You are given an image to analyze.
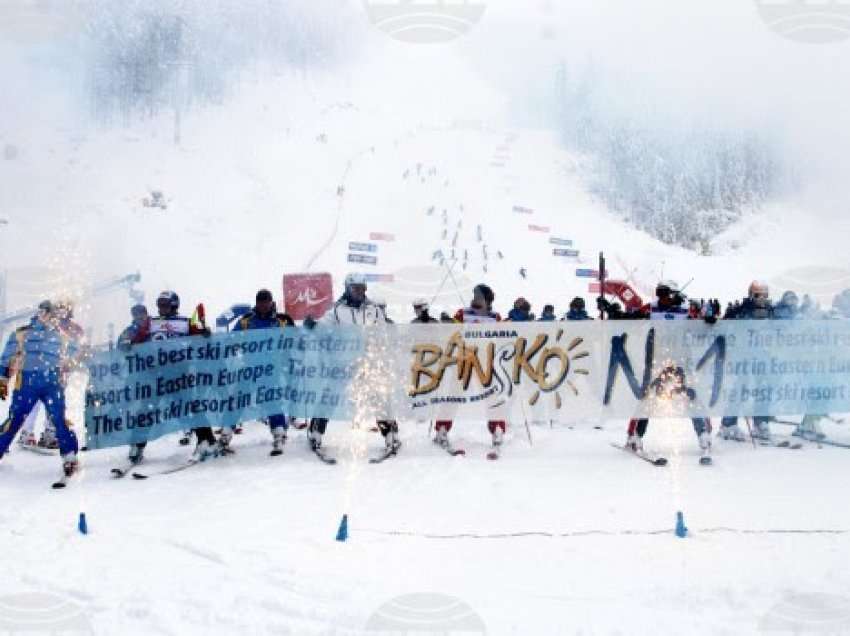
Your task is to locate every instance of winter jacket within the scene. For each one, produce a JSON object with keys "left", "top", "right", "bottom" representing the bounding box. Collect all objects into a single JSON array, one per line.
[
  {"left": 507, "top": 308, "right": 534, "bottom": 322},
  {"left": 1, "top": 317, "right": 79, "bottom": 378},
  {"left": 233, "top": 310, "right": 295, "bottom": 331},
  {"left": 321, "top": 295, "right": 390, "bottom": 326}
]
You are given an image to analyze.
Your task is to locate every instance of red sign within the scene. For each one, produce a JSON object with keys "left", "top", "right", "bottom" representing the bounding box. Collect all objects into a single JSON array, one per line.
[
  {"left": 282, "top": 272, "right": 334, "bottom": 321},
  {"left": 528, "top": 224, "right": 550, "bottom": 233},
  {"left": 370, "top": 232, "right": 395, "bottom": 242}
]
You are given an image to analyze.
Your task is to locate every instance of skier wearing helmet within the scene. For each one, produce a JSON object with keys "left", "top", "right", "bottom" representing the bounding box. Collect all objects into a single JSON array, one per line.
[
  {"left": 126, "top": 290, "right": 217, "bottom": 467},
  {"left": 411, "top": 298, "right": 438, "bottom": 324},
  {"left": 601, "top": 279, "right": 718, "bottom": 464},
  {"left": 433, "top": 283, "right": 507, "bottom": 459},
  {"left": 720, "top": 281, "right": 775, "bottom": 442},
  {"left": 307, "top": 273, "right": 400, "bottom": 461}
]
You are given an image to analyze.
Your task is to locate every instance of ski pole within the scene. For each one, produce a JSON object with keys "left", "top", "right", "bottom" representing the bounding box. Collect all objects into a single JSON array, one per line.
[
  {"left": 518, "top": 399, "right": 533, "bottom": 447},
  {"left": 744, "top": 416, "right": 757, "bottom": 449}
]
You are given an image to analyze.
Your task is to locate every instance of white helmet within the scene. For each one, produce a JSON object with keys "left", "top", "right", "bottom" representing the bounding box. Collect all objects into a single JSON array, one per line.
[
  {"left": 412, "top": 297, "right": 429, "bottom": 311},
  {"left": 344, "top": 272, "right": 367, "bottom": 289}
]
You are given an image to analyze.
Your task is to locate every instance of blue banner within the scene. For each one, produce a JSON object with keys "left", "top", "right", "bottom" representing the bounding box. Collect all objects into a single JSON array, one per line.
[{"left": 84, "top": 327, "right": 365, "bottom": 450}]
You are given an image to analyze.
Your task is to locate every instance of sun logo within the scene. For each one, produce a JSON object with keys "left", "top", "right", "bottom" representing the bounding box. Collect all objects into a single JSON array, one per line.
[
  {"left": 527, "top": 330, "right": 590, "bottom": 410},
  {"left": 363, "top": 0, "right": 487, "bottom": 44},
  {"left": 754, "top": 0, "right": 850, "bottom": 44}
]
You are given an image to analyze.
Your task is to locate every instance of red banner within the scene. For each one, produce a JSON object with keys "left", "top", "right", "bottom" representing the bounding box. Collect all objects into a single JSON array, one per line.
[
  {"left": 282, "top": 273, "right": 334, "bottom": 321},
  {"left": 589, "top": 280, "right": 644, "bottom": 312},
  {"left": 369, "top": 232, "right": 395, "bottom": 242}
]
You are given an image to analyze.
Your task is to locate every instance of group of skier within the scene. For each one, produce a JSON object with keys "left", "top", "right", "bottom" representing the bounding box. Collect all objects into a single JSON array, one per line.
[{"left": 1, "top": 271, "right": 847, "bottom": 480}]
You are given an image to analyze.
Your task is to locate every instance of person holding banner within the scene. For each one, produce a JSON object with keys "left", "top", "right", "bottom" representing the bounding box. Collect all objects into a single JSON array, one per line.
[
  {"left": 719, "top": 281, "right": 775, "bottom": 442},
  {"left": 126, "top": 291, "right": 217, "bottom": 466},
  {"left": 230, "top": 289, "right": 295, "bottom": 457},
  {"left": 0, "top": 301, "right": 81, "bottom": 478},
  {"left": 308, "top": 273, "right": 401, "bottom": 459},
  {"left": 600, "top": 280, "right": 718, "bottom": 463},
  {"left": 116, "top": 304, "right": 150, "bottom": 351},
  {"left": 434, "top": 284, "right": 508, "bottom": 458}
]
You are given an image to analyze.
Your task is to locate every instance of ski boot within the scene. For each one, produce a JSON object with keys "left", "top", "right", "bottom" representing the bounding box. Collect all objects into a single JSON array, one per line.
[
  {"left": 62, "top": 452, "right": 79, "bottom": 477},
  {"left": 216, "top": 428, "right": 235, "bottom": 456},
  {"left": 308, "top": 429, "right": 323, "bottom": 452},
  {"left": 720, "top": 423, "right": 747, "bottom": 442},
  {"left": 486, "top": 424, "right": 505, "bottom": 460},
  {"left": 626, "top": 434, "right": 644, "bottom": 453},
  {"left": 385, "top": 429, "right": 402, "bottom": 455},
  {"left": 794, "top": 415, "right": 826, "bottom": 441},
  {"left": 270, "top": 429, "right": 287, "bottom": 457},
  {"left": 433, "top": 424, "right": 449, "bottom": 449},
  {"left": 699, "top": 432, "right": 712, "bottom": 465},
  {"left": 192, "top": 440, "right": 218, "bottom": 462},
  {"left": 128, "top": 444, "right": 145, "bottom": 466},
  {"left": 752, "top": 419, "right": 772, "bottom": 444}
]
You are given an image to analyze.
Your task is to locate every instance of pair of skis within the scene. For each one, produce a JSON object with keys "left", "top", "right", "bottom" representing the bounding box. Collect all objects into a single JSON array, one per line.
[
  {"left": 610, "top": 442, "right": 669, "bottom": 467},
  {"left": 111, "top": 453, "right": 223, "bottom": 480}
]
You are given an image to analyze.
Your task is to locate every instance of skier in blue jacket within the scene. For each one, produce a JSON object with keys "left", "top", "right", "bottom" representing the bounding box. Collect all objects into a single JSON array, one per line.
[
  {"left": 231, "top": 289, "right": 295, "bottom": 456},
  {"left": 0, "top": 301, "right": 81, "bottom": 477}
]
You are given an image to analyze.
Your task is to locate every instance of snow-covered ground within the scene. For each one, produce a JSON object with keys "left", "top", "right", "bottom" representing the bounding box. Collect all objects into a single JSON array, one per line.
[
  {"left": 3, "top": 418, "right": 850, "bottom": 634},
  {"left": 3, "top": 13, "right": 850, "bottom": 635}
]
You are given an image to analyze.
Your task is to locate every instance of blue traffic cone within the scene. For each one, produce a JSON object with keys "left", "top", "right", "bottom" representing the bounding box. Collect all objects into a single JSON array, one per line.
[
  {"left": 78, "top": 512, "right": 88, "bottom": 535},
  {"left": 675, "top": 511, "right": 687, "bottom": 538},
  {"left": 335, "top": 514, "right": 348, "bottom": 542}
]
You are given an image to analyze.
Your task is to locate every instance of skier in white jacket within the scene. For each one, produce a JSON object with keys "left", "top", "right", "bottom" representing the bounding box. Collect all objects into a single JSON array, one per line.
[{"left": 309, "top": 273, "right": 401, "bottom": 457}]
